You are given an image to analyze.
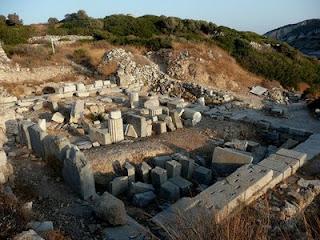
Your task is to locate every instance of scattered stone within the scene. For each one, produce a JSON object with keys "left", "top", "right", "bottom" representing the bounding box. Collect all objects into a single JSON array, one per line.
[
  {"left": 89, "top": 128, "right": 112, "bottom": 145},
  {"left": 132, "top": 191, "right": 156, "bottom": 207},
  {"left": 27, "top": 221, "right": 54, "bottom": 233},
  {"left": 38, "top": 119, "right": 46, "bottom": 132},
  {"left": 13, "top": 230, "right": 44, "bottom": 240},
  {"left": 93, "top": 191, "right": 127, "bottom": 226},
  {"left": 169, "top": 176, "right": 193, "bottom": 196},
  {"left": 160, "top": 181, "right": 180, "bottom": 201},
  {"left": 129, "top": 182, "right": 155, "bottom": 195},
  {"left": 151, "top": 167, "right": 167, "bottom": 188},
  {"left": 137, "top": 162, "right": 152, "bottom": 183},
  {"left": 124, "top": 124, "right": 138, "bottom": 138},
  {"left": 166, "top": 160, "right": 182, "bottom": 178},
  {"left": 124, "top": 162, "right": 135, "bottom": 183},
  {"left": 62, "top": 146, "right": 96, "bottom": 200},
  {"left": 51, "top": 112, "right": 65, "bottom": 123},
  {"left": 192, "top": 166, "right": 212, "bottom": 185},
  {"left": 109, "top": 176, "right": 129, "bottom": 196}
]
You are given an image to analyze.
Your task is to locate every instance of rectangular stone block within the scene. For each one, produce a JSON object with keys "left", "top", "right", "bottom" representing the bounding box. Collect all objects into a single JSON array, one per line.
[
  {"left": 153, "top": 155, "right": 172, "bottom": 169},
  {"left": 172, "top": 153, "right": 194, "bottom": 179},
  {"left": 166, "top": 160, "right": 182, "bottom": 178},
  {"left": 151, "top": 167, "right": 167, "bottom": 188},
  {"left": 124, "top": 162, "right": 135, "bottom": 183},
  {"left": 28, "top": 124, "right": 48, "bottom": 158},
  {"left": 124, "top": 114, "right": 148, "bottom": 138},
  {"left": 63, "top": 146, "right": 96, "bottom": 200},
  {"left": 109, "top": 176, "right": 129, "bottom": 196},
  {"left": 70, "top": 100, "right": 84, "bottom": 123},
  {"left": 170, "top": 111, "right": 183, "bottom": 129},
  {"left": 276, "top": 148, "right": 307, "bottom": 167},
  {"left": 225, "top": 164, "right": 273, "bottom": 201},
  {"left": 153, "top": 121, "right": 167, "bottom": 135},
  {"left": 133, "top": 191, "right": 156, "bottom": 207},
  {"left": 169, "top": 176, "right": 192, "bottom": 196},
  {"left": 212, "top": 147, "right": 253, "bottom": 165},
  {"left": 89, "top": 128, "right": 112, "bottom": 145},
  {"left": 160, "top": 181, "right": 180, "bottom": 201},
  {"left": 19, "top": 120, "right": 34, "bottom": 149},
  {"left": 129, "top": 182, "right": 155, "bottom": 195},
  {"left": 192, "top": 166, "right": 212, "bottom": 185},
  {"left": 137, "top": 162, "right": 152, "bottom": 183},
  {"left": 257, "top": 155, "right": 292, "bottom": 181}
]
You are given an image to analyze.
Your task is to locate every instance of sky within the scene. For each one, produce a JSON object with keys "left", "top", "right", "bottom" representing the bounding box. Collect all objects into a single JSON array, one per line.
[{"left": 1, "top": 0, "right": 319, "bottom": 34}]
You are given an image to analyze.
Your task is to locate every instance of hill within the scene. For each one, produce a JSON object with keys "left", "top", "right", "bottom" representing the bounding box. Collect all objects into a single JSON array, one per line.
[
  {"left": 265, "top": 19, "right": 320, "bottom": 58},
  {"left": 1, "top": 12, "right": 320, "bottom": 93}
]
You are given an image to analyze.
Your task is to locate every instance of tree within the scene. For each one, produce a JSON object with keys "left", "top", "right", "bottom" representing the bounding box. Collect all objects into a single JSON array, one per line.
[
  {"left": 77, "top": 10, "right": 89, "bottom": 20},
  {"left": 48, "top": 17, "right": 59, "bottom": 25},
  {"left": 6, "top": 13, "right": 23, "bottom": 26}
]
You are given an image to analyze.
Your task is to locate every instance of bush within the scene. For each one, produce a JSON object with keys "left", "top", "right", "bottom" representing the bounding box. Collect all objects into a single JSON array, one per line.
[{"left": 0, "top": 25, "right": 33, "bottom": 45}]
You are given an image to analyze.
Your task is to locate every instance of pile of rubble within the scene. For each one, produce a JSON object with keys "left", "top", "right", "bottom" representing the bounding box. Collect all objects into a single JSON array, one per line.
[{"left": 102, "top": 48, "right": 234, "bottom": 105}]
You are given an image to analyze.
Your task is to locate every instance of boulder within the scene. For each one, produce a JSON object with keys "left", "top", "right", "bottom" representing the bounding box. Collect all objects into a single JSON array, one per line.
[
  {"left": 62, "top": 146, "right": 96, "bottom": 200},
  {"left": 93, "top": 191, "right": 127, "bottom": 226}
]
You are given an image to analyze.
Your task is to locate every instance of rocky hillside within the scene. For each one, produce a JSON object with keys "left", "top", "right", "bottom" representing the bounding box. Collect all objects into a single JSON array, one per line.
[{"left": 265, "top": 19, "right": 320, "bottom": 58}]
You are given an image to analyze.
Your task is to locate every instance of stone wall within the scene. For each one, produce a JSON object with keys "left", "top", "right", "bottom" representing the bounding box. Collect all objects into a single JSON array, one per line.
[{"left": 151, "top": 133, "right": 320, "bottom": 229}]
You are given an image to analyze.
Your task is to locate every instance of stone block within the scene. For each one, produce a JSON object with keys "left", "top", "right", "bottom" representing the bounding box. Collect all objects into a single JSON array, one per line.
[
  {"left": 62, "top": 146, "right": 96, "bottom": 200},
  {"left": 151, "top": 167, "right": 167, "bottom": 188},
  {"left": 93, "top": 191, "right": 127, "bottom": 226},
  {"left": 109, "top": 176, "right": 129, "bottom": 196},
  {"left": 144, "top": 97, "right": 160, "bottom": 109},
  {"left": 89, "top": 128, "right": 112, "bottom": 145},
  {"left": 276, "top": 148, "right": 307, "bottom": 167},
  {"left": 212, "top": 147, "right": 253, "bottom": 165},
  {"left": 192, "top": 166, "right": 212, "bottom": 185},
  {"left": 94, "top": 80, "right": 104, "bottom": 89},
  {"left": 137, "top": 162, "right": 152, "bottom": 183},
  {"left": 28, "top": 124, "right": 48, "bottom": 158},
  {"left": 166, "top": 160, "right": 182, "bottom": 178},
  {"left": 124, "top": 124, "right": 138, "bottom": 138},
  {"left": 129, "top": 91, "right": 139, "bottom": 108},
  {"left": 63, "top": 84, "right": 76, "bottom": 93},
  {"left": 132, "top": 191, "right": 156, "bottom": 207},
  {"left": 38, "top": 119, "right": 46, "bottom": 132},
  {"left": 169, "top": 176, "right": 192, "bottom": 196},
  {"left": 130, "top": 182, "right": 155, "bottom": 195},
  {"left": 124, "top": 162, "right": 135, "bottom": 183},
  {"left": 51, "top": 112, "right": 65, "bottom": 123},
  {"left": 225, "top": 164, "right": 273, "bottom": 202},
  {"left": 170, "top": 111, "right": 183, "bottom": 129},
  {"left": 76, "top": 83, "right": 86, "bottom": 92},
  {"left": 172, "top": 153, "right": 194, "bottom": 179},
  {"left": 153, "top": 155, "right": 172, "bottom": 168},
  {"left": 18, "top": 120, "right": 34, "bottom": 149},
  {"left": 43, "top": 136, "right": 71, "bottom": 167},
  {"left": 160, "top": 181, "right": 180, "bottom": 201},
  {"left": 153, "top": 121, "right": 167, "bottom": 135},
  {"left": 124, "top": 114, "right": 148, "bottom": 138},
  {"left": 70, "top": 100, "right": 84, "bottom": 123}
]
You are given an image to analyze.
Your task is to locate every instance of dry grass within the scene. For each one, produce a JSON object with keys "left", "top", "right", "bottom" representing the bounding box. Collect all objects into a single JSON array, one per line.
[
  {"left": 171, "top": 41, "right": 279, "bottom": 93},
  {"left": 164, "top": 206, "right": 269, "bottom": 240},
  {"left": 0, "top": 189, "right": 30, "bottom": 239}
]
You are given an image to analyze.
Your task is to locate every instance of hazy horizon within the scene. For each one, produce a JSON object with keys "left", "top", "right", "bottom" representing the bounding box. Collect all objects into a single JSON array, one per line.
[{"left": 1, "top": 0, "right": 320, "bottom": 34}]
